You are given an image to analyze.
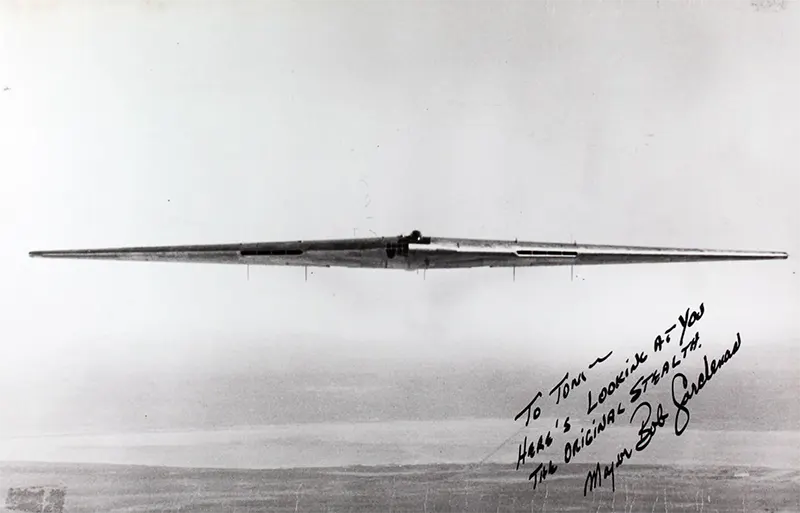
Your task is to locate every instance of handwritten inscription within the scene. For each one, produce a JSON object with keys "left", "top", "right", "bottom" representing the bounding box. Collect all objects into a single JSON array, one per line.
[
  {"left": 653, "top": 303, "right": 705, "bottom": 353},
  {"left": 586, "top": 351, "right": 646, "bottom": 415},
  {"left": 630, "top": 331, "right": 702, "bottom": 403},
  {"left": 672, "top": 333, "right": 742, "bottom": 436},
  {"left": 514, "top": 344, "right": 619, "bottom": 487},
  {"left": 511, "top": 303, "right": 745, "bottom": 496},
  {"left": 549, "top": 371, "right": 587, "bottom": 405},
  {"left": 565, "top": 402, "right": 625, "bottom": 464}
]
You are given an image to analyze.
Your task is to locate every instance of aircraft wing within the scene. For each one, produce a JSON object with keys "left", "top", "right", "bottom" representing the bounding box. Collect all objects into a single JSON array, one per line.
[
  {"left": 28, "top": 231, "right": 788, "bottom": 271},
  {"left": 28, "top": 237, "right": 391, "bottom": 269}
]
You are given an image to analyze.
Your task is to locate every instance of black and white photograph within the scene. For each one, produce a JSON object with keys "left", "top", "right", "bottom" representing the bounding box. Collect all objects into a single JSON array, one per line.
[{"left": 1, "top": 0, "right": 798, "bottom": 511}]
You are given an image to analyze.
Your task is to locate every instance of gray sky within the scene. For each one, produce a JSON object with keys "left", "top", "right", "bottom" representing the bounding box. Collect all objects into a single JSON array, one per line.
[{"left": 0, "top": 1, "right": 798, "bottom": 435}]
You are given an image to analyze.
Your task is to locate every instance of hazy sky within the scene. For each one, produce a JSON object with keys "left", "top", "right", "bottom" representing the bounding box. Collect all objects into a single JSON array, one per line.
[{"left": 0, "top": 1, "right": 798, "bottom": 435}]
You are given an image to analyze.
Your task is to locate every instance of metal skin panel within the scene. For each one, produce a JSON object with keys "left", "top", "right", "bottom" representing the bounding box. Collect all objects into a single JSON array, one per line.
[{"left": 28, "top": 230, "right": 788, "bottom": 271}]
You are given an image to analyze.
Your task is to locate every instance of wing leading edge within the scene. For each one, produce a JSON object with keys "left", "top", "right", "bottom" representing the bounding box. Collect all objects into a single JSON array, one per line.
[{"left": 28, "top": 230, "right": 788, "bottom": 271}]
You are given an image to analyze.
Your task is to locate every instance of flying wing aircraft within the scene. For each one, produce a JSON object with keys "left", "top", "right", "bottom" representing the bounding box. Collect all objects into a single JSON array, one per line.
[{"left": 28, "top": 230, "right": 788, "bottom": 271}]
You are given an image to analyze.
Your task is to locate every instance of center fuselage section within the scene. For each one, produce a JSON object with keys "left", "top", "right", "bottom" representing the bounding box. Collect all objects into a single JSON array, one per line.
[{"left": 239, "top": 231, "right": 579, "bottom": 270}]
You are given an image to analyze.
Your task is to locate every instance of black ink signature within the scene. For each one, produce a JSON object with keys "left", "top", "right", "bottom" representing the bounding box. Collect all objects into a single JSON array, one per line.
[
  {"left": 512, "top": 302, "right": 740, "bottom": 500},
  {"left": 583, "top": 399, "right": 668, "bottom": 496},
  {"left": 585, "top": 333, "right": 743, "bottom": 496},
  {"left": 672, "top": 333, "right": 742, "bottom": 436},
  {"left": 630, "top": 400, "right": 669, "bottom": 452},
  {"left": 583, "top": 447, "right": 632, "bottom": 496}
]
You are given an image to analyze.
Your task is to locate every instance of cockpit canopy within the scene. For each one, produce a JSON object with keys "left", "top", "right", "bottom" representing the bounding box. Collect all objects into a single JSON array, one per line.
[
  {"left": 385, "top": 230, "right": 430, "bottom": 259},
  {"left": 406, "top": 230, "right": 430, "bottom": 244}
]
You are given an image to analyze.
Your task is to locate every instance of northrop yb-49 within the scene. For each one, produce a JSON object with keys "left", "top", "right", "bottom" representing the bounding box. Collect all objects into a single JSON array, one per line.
[{"left": 28, "top": 230, "right": 788, "bottom": 272}]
